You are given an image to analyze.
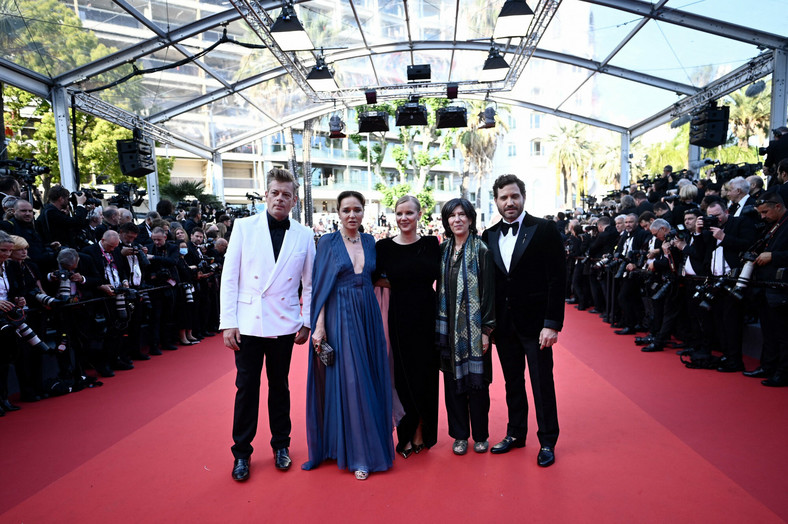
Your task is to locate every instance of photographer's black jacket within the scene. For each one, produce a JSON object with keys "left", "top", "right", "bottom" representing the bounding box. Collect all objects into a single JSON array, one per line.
[
  {"left": 37, "top": 203, "right": 90, "bottom": 248},
  {"left": 693, "top": 216, "right": 758, "bottom": 272},
  {"left": 589, "top": 224, "right": 619, "bottom": 258}
]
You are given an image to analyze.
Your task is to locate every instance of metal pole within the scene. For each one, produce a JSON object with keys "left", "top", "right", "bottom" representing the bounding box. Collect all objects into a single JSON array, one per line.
[{"left": 51, "top": 87, "right": 77, "bottom": 192}]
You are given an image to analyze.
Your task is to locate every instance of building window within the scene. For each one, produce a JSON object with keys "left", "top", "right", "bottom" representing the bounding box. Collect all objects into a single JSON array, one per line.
[
  {"left": 507, "top": 143, "right": 517, "bottom": 157},
  {"left": 530, "top": 140, "right": 542, "bottom": 157},
  {"left": 530, "top": 113, "right": 541, "bottom": 129}
]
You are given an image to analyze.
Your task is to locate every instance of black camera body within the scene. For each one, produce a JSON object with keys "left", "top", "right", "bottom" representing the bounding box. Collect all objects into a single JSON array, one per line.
[
  {"left": 666, "top": 224, "right": 690, "bottom": 242},
  {"left": 701, "top": 215, "right": 720, "bottom": 230}
]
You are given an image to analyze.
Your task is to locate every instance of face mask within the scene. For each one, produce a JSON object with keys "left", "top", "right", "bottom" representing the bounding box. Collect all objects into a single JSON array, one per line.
[{"left": 179, "top": 248, "right": 188, "bottom": 255}]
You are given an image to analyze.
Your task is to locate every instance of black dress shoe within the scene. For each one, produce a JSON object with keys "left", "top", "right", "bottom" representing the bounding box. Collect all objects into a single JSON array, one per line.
[
  {"left": 148, "top": 346, "right": 163, "bottom": 356},
  {"left": 641, "top": 343, "right": 664, "bottom": 353},
  {"left": 110, "top": 359, "right": 134, "bottom": 371},
  {"left": 204, "top": 331, "right": 217, "bottom": 337},
  {"left": 717, "top": 358, "right": 744, "bottom": 373},
  {"left": 232, "top": 458, "right": 250, "bottom": 481},
  {"left": 397, "top": 443, "right": 413, "bottom": 459},
  {"left": 490, "top": 435, "right": 525, "bottom": 454},
  {"left": 565, "top": 298, "right": 577, "bottom": 304},
  {"left": 588, "top": 308, "right": 600, "bottom": 314},
  {"left": 761, "top": 374, "right": 788, "bottom": 387},
  {"left": 20, "top": 394, "right": 41, "bottom": 403},
  {"left": 634, "top": 336, "right": 655, "bottom": 346},
  {"left": 537, "top": 446, "right": 555, "bottom": 467},
  {"left": 274, "top": 448, "right": 292, "bottom": 470},
  {"left": 743, "top": 367, "right": 769, "bottom": 378},
  {"left": 676, "top": 347, "right": 694, "bottom": 356},
  {"left": 162, "top": 344, "right": 178, "bottom": 351},
  {"left": 614, "top": 327, "right": 636, "bottom": 335},
  {"left": 97, "top": 365, "right": 115, "bottom": 378},
  {"left": 0, "top": 399, "right": 21, "bottom": 412},
  {"left": 130, "top": 352, "right": 151, "bottom": 361}
]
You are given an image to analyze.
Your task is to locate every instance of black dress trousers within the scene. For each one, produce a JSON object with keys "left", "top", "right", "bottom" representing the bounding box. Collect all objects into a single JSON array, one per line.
[{"left": 231, "top": 333, "right": 296, "bottom": 459}]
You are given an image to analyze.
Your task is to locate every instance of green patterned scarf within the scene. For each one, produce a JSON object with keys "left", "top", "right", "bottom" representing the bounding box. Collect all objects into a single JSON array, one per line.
[{"left": 436, "top": 235, "right": 484, "bottom": 392}]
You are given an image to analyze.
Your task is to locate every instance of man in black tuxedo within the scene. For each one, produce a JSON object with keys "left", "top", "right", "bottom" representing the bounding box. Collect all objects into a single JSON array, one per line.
[
  {"left": 482, "top": 175, "right": 565, "bottom": 467},
  {"left": 692, "top": 199, "right": 757, "bottom": 371}
]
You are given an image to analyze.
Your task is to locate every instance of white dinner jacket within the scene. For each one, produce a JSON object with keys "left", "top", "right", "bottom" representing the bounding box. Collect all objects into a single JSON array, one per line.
[{"left": 219, "top": 211, "right": 315, "bottom": 337}]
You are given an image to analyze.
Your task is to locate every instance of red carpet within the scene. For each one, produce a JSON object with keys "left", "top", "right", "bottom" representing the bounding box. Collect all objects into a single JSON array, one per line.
[{"left": 1, "top": 309, "right": 787, "bottom": 523}]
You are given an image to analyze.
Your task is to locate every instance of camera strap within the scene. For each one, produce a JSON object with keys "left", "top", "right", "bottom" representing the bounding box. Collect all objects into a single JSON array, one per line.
[{"left": 762, "top": 213, "right": 788, "bottom": 251}]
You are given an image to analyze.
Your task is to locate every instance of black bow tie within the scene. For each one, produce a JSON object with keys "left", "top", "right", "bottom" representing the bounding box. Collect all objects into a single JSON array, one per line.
[
  {"left": 501, "top": 221, "right": 519, "bottom": 236},
  {"left": 728, "top": 202, "right": 739, "bottom": 214},
  {"left": 269, "top": 218, "right": 290, "bottom": 231}
]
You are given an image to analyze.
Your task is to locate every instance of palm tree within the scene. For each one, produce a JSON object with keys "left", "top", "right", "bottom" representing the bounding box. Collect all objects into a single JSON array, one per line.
[
  {"left": 727, "top": 83, "right": 770, "bottom": 149},
  {"left": 547, "top": 123, "right": 592, "bottom": 208}
]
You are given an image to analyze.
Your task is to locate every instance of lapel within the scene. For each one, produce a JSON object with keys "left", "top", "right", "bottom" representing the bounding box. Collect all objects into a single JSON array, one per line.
[
  {"left": 509, "top": 214, "right": 537, "bottom": 272},
  {"left": 260, "top": 215, "right": 297, "bottom": 293},
  {"left": 488, "top": 224, "right": 507, "bottom": 274},
  {"left": 252, "top": 213, "right": 275, "bottom": 291}
]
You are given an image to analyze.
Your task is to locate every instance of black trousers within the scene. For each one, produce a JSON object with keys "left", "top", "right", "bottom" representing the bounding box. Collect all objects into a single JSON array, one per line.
[
  {"left": 712, "top": 293, "right": 745, "bottom": 363},
  {"left": 758, "top": 301, "right": 788, "bottom": 375},
  {"left": 231, "top": 333, "right": 295, "bottom": 459},
  {"left": 496, "top": 330, "right": 559, "bottom": 448},
  {"left": 149, "top": 287, "right": 175, "bottom": 348},
  {"left": 442, "top": 373, "right": 489, "bottom": 442}
]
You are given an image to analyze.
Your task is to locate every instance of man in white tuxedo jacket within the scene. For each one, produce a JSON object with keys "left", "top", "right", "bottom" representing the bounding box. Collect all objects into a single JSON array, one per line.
[{"left": 220, "top": 168, "right": 315, "bottom": 481}]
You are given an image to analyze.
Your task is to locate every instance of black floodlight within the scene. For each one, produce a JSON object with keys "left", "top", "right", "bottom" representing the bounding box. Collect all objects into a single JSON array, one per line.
[
  {"left": 436, "top": 106, "right": 467, "bottom": 129},
  {"left": 480, "top": 47, "right": 510, "bottom": 82},
  {"left": 447, "top": 83, "right": 459, "bottom": 99},
  {"left": 270, "top": 3, "right": 314, "bottom": 51},
  {"left": 479, "top": 106, "right": 496, "bottom": 129},
  {"left": 494, "top": 0, "right": 535, "bottom": 39},
  {"left": 358, "top": 111, "right": 389, "bottom": 133},
  {"left": 306, "top": 56, "right": 338, "bottom": 91},
  {"left": 328, "top": 115, "right": 346, "bottom": 139},
  {"left": 365, "top": 89, "right": 377, "bottom": 104},
  {"left": 407, "top": 64, "right": 431, "bottom": 82},
  {"left": 395, "top": 99, "right": 429, "bottom": 127}
]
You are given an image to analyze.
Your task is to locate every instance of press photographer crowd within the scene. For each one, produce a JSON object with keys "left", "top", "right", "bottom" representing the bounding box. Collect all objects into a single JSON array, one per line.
[
  {"left": 0, "top": 174, "right": 234, "bottom": 417},
  {"left": 561, "top": 155, "right": 788, "bottom": 388}
]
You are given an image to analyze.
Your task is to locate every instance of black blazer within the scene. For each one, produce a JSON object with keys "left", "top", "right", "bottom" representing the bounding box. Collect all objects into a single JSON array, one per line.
[
  {"left": 482, "top": 213, "right": 566, "bottom": 338},
  {"left": 82, "top": 243, "right": 129, "bottom": 285},
  {"left": 694, "top": 215, "right": 758, "bottom": 271}
]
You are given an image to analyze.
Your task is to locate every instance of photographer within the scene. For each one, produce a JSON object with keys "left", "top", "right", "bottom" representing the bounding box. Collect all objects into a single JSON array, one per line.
[
  {"left": 45, "top": 248, "right": 103, "bottom": 387},
  {"left": 639, "top": 219, "right": 684, "bottom": 352},
  {"left": 82, "top": 230, "right": 132, "bottom": 375},
  {"left": 137, "top": 211, "right": 160, "bottom": 247},
  {"left": 588, "top": 216, "right": 620, "bottom": 316},
  {"left": 614, "top": 214, "right": 651, "bottom": 335},
  {"left": 0, "top": 231, "right": 26, "bottom": 415},
  {"left": 691, "top": 199, "right": 758, "bottom": 371},
  {"left": 184, "top": 228, "right": 219, "bottom": 339},
  {"left": 183, "top": 207, "right": 202, "bottom": 235},
  {"left": 114, "top": 222, "right": 152, "bottom": 361},
  {"left": 37, "top": 185, "right": 93, "bottom": 248},
  {"left": 673, "top": 209, "right": 709, "bottom": 357},
  {"left": 145, "top": 227, "right": 180, "bottom": 354},
  {"left": 746, "top": 194, "right": 788, "bottom": 386}
]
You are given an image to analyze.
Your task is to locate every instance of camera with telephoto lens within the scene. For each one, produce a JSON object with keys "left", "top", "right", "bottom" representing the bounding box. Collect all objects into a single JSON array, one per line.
[
  {"left": 112, "top": 287, "right": 138, "bottom": 320},
  {"left": 0, "top": 307, "right": 50, "bottom": 352},
  {"left": 701, "top": 215, "right": 720, "bottom": 230},
  {"left": 50, "top": 269, "right": 74, "bottom": 300},
  {"left": 180, "top": 282, "right": 195, "bottom": 303},
  {"left": 650, "top": 277, "right": 672, "bottom": 301},
  {"left": 692, "top": 279, "right": 726, "bottom": 311},
  {"left": 198, "top": 259, "right": 221, "bottom": 273},
  {"left": 70, "top": 188, "right": 104, "bottom": 208},
  {"left": 727, "top": 252, "right": 758, "bottom": 300},
  {"left": 0, "top": 158, "right": 50, "bottom": 185}
]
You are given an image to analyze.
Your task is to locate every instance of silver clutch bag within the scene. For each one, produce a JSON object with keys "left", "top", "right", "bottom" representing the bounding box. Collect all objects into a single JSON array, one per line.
[{"left": 318, "top": 341, "right": 335, "bottom": 366}]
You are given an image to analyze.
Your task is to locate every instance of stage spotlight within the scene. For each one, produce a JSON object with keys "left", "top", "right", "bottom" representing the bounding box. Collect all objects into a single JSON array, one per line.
[
  {"left": 436, "top": 106, "right": 467, "bottom": 129},
  {"left": 407, "top": 64, "right": 431, "bottom": 82},
  {"left": 479, "top": 106, "right": 496, "bottom": 129},
  {"left": 494, "top": 0, "right": 534, "bottom": 39},
  {"left": 480, "top": 47, "right": 509, "bottom": 82},
  {"left": 306, "top": 56, "right": 338, "bottom": 91},
  {"left": 270, "top": 2, "right": 314, "bottom": 51},
  {"left": 365, "top": 89, "right": 377, "bottom": 104},
  {"left": 447, "top": 83, "right": 459, "bottom": 99},
  {"left": 745, "top": 80, "right": 766, "bottom": 97},
  {"left": 395, "top": 98, "right": 429, "bottom": 127},
  {"left": 358, "top": 111, "right": 389, "bottom": 133},
  {"left": 329, "top": 115, "right": 346, "bottom": 139}
]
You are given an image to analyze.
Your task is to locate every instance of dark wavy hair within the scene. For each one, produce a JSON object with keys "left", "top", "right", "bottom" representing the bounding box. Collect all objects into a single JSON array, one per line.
[
  {"left": 492, "top": 174, "right": 526, "bottom": 199},
  {"left": 441, "top": 198, "right": 477, "bottom": 237},
  {"left": 337, "top": 190, "right": 366, "bottom": 208}
]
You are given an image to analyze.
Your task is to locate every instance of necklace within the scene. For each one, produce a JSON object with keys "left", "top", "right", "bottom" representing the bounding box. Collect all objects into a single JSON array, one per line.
[
  {"left": 344, "top": 234, "right": 361, "bottom": 244},
  {"left": 453, "top": 243, "right": 464, "bottom": 261}
]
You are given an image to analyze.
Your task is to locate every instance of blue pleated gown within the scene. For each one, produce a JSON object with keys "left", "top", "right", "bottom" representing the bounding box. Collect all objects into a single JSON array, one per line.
[{"left": 302, "top": 232, "right": 395, "bottom": 473}]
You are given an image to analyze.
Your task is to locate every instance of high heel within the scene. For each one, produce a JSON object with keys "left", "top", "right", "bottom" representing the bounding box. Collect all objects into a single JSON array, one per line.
[
  {"left": 412, "top": 443, "right": 425, "bottom": 454},
  {"left": 354, "top": 469, "right": 369, "bottom": 480},
  {"left": 179, "top": 339, "right": 195, "bottom": 346}
]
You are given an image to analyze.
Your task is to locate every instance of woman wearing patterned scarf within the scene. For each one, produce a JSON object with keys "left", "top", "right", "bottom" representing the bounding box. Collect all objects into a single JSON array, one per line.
[{"left": 436, "top": 198, "right": 495, "bottom": 456}]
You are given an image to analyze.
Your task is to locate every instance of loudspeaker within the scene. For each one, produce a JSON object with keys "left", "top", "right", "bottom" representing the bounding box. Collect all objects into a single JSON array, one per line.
[
  {"left": 117, "top": 139, "right": 155, "bottom": 177},
  {"left": 689, "top": 105, "right": 730, "bottom": 148}
]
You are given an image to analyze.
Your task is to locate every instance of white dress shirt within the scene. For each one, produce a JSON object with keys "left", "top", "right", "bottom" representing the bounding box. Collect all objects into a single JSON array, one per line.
[{"left": 498, "top": 211, "right": 526, "bottom": 272}]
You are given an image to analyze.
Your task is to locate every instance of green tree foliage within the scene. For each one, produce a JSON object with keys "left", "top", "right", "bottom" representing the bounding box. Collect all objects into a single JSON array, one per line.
[{"left": 547, "top": 122, "right": 592, "bottom": 208}]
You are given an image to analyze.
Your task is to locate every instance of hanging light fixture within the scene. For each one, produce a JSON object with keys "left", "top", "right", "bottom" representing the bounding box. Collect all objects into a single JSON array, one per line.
[
  {"left": 306, "top": 56, "right": 338, "bottom": 91},
  {"left": 494, "top": 0, "right": 534, "bottom": 39},
  {"left": 480, "top": 47, "right": 510, "bottom": 82},
  {"left": 328, "top": 115, "right": 346, "bottom": 138},
  {"left": 270, "top": 2, "right": 314, "bottom": 51},
  {"left": 479, "top": 106, "right": 497, "bottom": 129}
]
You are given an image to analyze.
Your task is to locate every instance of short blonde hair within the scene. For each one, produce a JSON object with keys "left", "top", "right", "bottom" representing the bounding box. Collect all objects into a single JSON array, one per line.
[{"left": 10, "top": 235, "right": 29, "bottom": 250}]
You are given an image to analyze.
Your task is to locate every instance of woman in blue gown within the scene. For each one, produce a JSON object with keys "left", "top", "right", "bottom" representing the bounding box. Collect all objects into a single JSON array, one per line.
[{"left": 303, "top": 190, "right": 394, "bottom": 480}]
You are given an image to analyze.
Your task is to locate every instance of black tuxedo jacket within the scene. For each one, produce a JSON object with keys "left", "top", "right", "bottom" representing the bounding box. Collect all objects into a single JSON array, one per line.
[
  {"left": 82, "top": 243, "right": 130, "bottom": 285},
  {"left": 482, "top": 213, "right": 565, "bottom": 338},
  {"left": 694, "top": 215, "right": 758, "bottom": 271},
  {"left": 589, "top": 224, "right": 619, "bottom": 258}
]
